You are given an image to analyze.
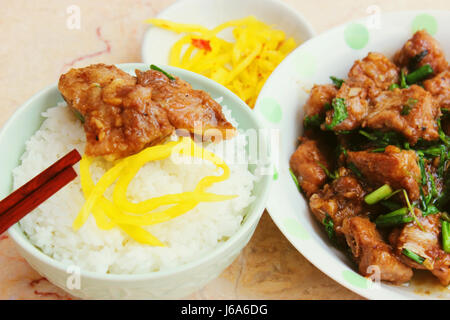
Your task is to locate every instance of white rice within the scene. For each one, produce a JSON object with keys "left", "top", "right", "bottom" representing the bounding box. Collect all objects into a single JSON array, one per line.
[{"left": 13, "top": 103, "right": 257, "bottom": 274}]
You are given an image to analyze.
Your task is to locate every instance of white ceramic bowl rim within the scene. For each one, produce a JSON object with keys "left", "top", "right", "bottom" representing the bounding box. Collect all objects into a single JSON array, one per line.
[
  {"left": 141, "top": 0, "right": 316, "bottom": 64},
  {"left": 4, "top": 63, "right": 272, "bottom": 282}
]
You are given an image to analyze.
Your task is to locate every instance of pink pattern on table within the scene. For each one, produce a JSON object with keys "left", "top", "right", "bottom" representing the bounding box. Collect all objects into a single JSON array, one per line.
[{"left": 61, "top": 26, "right": 111, "bottom": 72}]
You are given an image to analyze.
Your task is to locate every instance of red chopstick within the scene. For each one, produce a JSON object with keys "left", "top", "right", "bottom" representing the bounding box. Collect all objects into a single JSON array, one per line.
[
  {"left": 0, "top": 149, "right": 81, "bottom": 234},
  {"left": 0, "top": 149, "right": 81, "bottom": 215}
]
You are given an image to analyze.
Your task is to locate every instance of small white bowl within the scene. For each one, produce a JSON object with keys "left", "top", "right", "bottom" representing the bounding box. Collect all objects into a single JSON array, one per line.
[
  {"left": 141, "top": 0, "right": 315, "bottom": 65},
  {"left": 2, "top": 64, "right": 272, "bottom": 300}
]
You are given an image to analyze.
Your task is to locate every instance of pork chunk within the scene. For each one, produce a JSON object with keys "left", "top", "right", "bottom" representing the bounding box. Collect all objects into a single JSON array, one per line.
[
  {"left": 304, "top": 84, "right": 338, "bottom": 118},
  {"left": 394, "top": 30, "right": 448, "bottom": 74},
  {"left": 309, "top": 168, "right": 366, "bottom": 234},
  {"left": 347, "top": 145, "right": 421, "bottom": 201},
  {"left": 423, "top": 69, "right": 450, "bottom": 110},
  {"left": 392, "top": 213, "right": 450, "bottom": 286},
  {"left": 290, "top": 137, "right": 330, "bottom": 198},
  {"left": 342, "top": 217, "right": 413, "bottom": 284},
  {"left": 135, "top": 69, "right": 235, "bottom": 139},
  {"left": 59, "top": 64, "right": 174, "bottom": 160},
  {"left": 364, "top": 85, "right": 440, "bottom": 144},
  {"left": 348, "top": 52, "right": 399, "bottom": 102},
  {"left": 323, "top": 83, "right": 369, "bottom": 132}
]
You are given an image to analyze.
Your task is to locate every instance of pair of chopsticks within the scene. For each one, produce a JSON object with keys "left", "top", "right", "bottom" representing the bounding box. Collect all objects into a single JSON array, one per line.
[{"left": 0, "top": 149, "right": 81, "bottom": 235}]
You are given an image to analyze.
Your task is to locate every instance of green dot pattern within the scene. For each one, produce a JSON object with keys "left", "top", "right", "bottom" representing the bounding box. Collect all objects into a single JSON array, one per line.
[
  {"left": 294, "top": 51, "right": 317, "bottom": 78},
  {"left": 412, "top": 14, "right": 438, "bottom": 35},
  {"left": 273, "top": 167, "right": 279, "bottom": 180},
  {"left": 344, "top": 23, "right": 369, "bottom": 50},
  {"left": 258, "top": 97, "right": 282, "bottom": 123},
  {"left": 342, "top": 270, "right": 371, "bottom": 289},
  {"left": 283, "top": 218, "right": 310, "bottom": 240}
]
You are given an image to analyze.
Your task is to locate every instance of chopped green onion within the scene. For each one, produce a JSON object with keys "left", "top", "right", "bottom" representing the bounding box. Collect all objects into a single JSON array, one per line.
[
  {"left": 330, "top": 76, "right": 344, "bottom": 89},
  {"left": 400, "top": 70, "right": 409, "bottom": 89},
  {"left": 317, "top": 162, "right": 338, "bottom": 180},
  {"left": 359, "top": 130, "right": 377, "bottom": 141},
  {"left": 150, "top": 64, "right": 176, "bottom": 81},
  {"left": 380, "top": 199, "right": 402, "bottom": 211},
  {"left": 323, "top": 214, "right": 336, "bottom": 243},
  {"left": 304, "top": 114, "right": 324, "bottom": 128},
  {"left": 406, "top": 64, "right": 434, "bottom": 84},
  {"left": 389, "top": 83, "right": 399, "bottom": 91},
  {"left": 409, "top": 50, "right": 428, "bottom": 69},
  {"left": 365, "top": 184, "right": 393, "bottom": 205},
  {"left": 72, "top": 109, "right": 85, "bottom": 123},
  {"left": 402, "top": 248, "right": 425, "bottom": 264},
  {"left": 401, "top": 98, "right": 418, "bottom": 116},
  {"left": 442, "top": 220, "right": 450, "bottom": 253},
  {"left": 289, "top": 168, "right": 302, "bottom": 193},
  {"left": 401, "top": 105, "right": 412, "bottom": 116},
  {"left": 348, "top": 162, "right": 362, "bottom": 179},
  {"left": 403, "top": 189, "right": 424, "bottom": 231},
  {"left": 375, "top": 207, "right": 413, "bottom": 227}
]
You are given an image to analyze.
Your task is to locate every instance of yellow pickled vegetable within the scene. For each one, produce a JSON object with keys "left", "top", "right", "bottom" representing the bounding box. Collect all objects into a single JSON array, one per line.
[
  {"left": 145, "top": 16, "right": 297, "bottom": 108},
  {"left": 73, "top": 137, "right": 236, "bottom": 246}
]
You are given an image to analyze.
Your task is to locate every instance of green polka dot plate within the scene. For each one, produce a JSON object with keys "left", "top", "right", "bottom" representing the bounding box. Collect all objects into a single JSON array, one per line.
[{"left": 255, "top": 11, "right": 450, "bottom": 300}]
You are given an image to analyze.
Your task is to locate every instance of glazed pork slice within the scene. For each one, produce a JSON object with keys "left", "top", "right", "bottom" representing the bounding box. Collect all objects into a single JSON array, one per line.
[
  {"left": 59, "top": 64, "right": 236, "bottom": 160},
  {"left": 394, "top": 30, "right": 448, "bottom": 74},
  {"left": 59, "top": 64, "right": 174, "bottom": 160},
  {"left": 135, "top": 69, "right": 235, "bottom": 140},
  {"left": 323, "top": 83, "right": 369, "bottom": 132},
  {"left": 363, "top": 85, "right": 440, "bottom": 145},
  {"left": 390, "top": 213, "right": 450, "bottom": 286},
  {"left": 347, "top": 145, "right": 421, "bottom": 201},
  {"left": 347, "top": 52, "right": 399, "bottom": 102},
  {"left": 342, "top": 216, "right": 413, "bottom": 284},
  {"left": 424, "top": 69, "right": 450, "bottom": 110},
  {"left": 309, "top": 168, "right": 366, "bottom": 235},
  {"left": 289, "top": 137, "right": 331, "bottom": 198},
  {"left": 304, "top": 84, "right": 338, "bottom": 119}
]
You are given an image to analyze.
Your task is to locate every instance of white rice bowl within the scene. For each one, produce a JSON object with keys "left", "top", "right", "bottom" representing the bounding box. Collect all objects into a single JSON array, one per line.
[{"left": 13, "top": 103, "right": 258, "bottom": 275}]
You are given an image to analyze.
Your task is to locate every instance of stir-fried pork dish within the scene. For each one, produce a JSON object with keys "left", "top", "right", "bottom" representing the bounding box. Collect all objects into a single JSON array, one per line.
[
  {"left": 59, "top": 64, "right": 235, "bottom": 160},
  {"left": 290, "top": 30, "right": 450, "bottom": 285}
]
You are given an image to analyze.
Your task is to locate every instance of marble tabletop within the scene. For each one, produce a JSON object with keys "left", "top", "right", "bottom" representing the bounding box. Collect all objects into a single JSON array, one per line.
[{"left": 1, "top": 0, "right": 449, "bottom": 300}]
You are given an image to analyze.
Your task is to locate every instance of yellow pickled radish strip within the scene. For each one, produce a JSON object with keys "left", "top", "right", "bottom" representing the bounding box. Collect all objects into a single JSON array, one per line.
[
  {"left": 79, "top": 156, "right": 115, "bottom": 230},
  {"left": 80, "top": 156, "right": 163, "bottom": 245},
  {"left": 73, "top": 158, "right": 128, "bottom": 230},
  {"left": 175, "top": 137, "right": 230, "bottom": 191},
  {"left": 75, "top": 137, "right": 236, "bottom": 244},
  {"left": 146, "top": 18, "right": 211, "bottom": 34},
  {"left": 111, "top": 201, "right": 200, "bottom": 226},
  {"left": 146, "top": 16, "right": 298, "bottom": 108},
  {"left": 120, "top": 224, "right": 165, "bottom": 247},
  {"left": 112, "top": 138, "right": 235, "bottom": 214}
]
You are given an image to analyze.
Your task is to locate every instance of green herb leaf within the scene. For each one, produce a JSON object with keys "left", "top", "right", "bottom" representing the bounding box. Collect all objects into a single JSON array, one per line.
[
  {"left": 330, "top": 76, "right": 344, "bottom": 89},
  {"left": 304, "top": 114, "right": 324, "bottom": 129},
  {"left": 150, "top": 64, "right": 176, "bottom": 81},
  {"left": 389, "top": 83, "right": 400, "bottom": 91},
  {"left": 325, "top": 98, "right": 348, "bottom": 130},
  {"left": 72, "top": 109, "right": 85, "bottom": 124},
  {"left": 323, "top": 214, "right": 336, "bottom": 243},
  {"left": 348, "top": 162, "right": 363, "bottom": 179}
]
